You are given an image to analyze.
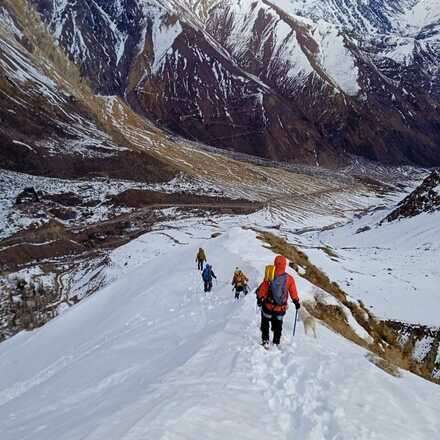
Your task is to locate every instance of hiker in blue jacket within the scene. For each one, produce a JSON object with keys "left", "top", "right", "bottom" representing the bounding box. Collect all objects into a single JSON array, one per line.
[{"left": 202, "top": 264, "right": 217, "bottom": 292}]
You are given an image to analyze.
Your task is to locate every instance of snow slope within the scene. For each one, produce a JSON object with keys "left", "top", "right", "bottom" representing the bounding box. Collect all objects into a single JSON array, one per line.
[
  {"left": 1, "top": 221, "right": 439, "bottom": 440},
  {"left": 288, "top": 202, "right": 440, "bottom": 325}
]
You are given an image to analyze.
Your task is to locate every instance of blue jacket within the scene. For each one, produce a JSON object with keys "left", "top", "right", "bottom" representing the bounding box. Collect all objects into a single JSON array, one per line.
[{"left": 202, "top": 265, "right": 216, "bottom": 282}]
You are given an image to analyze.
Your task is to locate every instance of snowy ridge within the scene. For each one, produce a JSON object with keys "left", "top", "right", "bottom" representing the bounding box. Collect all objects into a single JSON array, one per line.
[
  {"left": 215, "top": 0, "right": 316, "bottom": 80},
  {"left": 206, "top": 0, "right": 360, "bottom": 93},
  {"left": 150, "top": 14, "right": 183, "bottom": 73},
  {"left": 49, "top": 0, "right": 129, "bottom": 65},
  {"left": 270, "top": 0, "right": 440, "bottom": 66},
  {"left": 0, "top": 224, "right": 439, "bottom": 439}
]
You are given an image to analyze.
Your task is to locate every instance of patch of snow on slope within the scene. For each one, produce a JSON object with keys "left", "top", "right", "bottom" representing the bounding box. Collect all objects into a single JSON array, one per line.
[
  {"left": 313, "top": 287, "right": 373, "bottom": 344},
  {"left": 225, "top": 0, "right": 314, "bottom": 82},
  {"left": 151, "top": 14, "right": 183, "bottom": 73},
  {"left": 413, "top": 336, "right": 435, "bottom": 362},
  {"left": 398, "top": 0, "right": 440, "bottom": 35},
  {"left": 271, "top": 18, "right": 315, "bottom": 80},
  {"left": 0, "top": 6, "right": 23, "bottom": 39},
  {"left": 49, "top": 0, "right": 69, "bottom": 40},
  {"left": 384, "top": 35, "right": 416, "bottom": 65},
  {"left": 313, "top": 19, "right": 360, "bottom": 96},
  {"left": 0, "top": 38, "right": 57, "bottom": 92},
  {"left": 88, "top": 0, "right": 128, "bottom": 65},
  {"left": 270, "top": 0, "right": 391, "bottom": 34},
  {"left": 70, "top": 9, "right": 90, "bottom": 62}
]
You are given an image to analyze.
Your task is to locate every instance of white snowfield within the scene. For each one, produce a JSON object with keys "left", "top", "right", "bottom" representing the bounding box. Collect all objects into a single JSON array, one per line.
[
  {"left": 298, "top": 209, "right": 440, "bottom": 326},
  {"left": 1, "top": 223, "right": 440, "bottom": 440}
]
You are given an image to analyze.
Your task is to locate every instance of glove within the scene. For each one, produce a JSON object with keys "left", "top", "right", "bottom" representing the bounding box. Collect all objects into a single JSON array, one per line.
[
  {"left": 257, "top": 298, "right": 263, "bottom": 307},
  {"left": 293, "top": 301, "right": 301, "bottom": 310}
]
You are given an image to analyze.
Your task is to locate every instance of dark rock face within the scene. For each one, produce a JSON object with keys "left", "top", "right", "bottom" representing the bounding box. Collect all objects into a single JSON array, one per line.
[
  {"left": 26, "top": 0, "right": 440, "bottom": 168},
  {"left": 16, "top": 187, "right": 40, "bottom": 205},
  {"left": 31, "top": 0, "right": 145, "bottom": 94},
  {"left": 385, "top": 170, "right": 440, "bottom": 222},
  {"left": 109, "top": 188, "right": 263, "bottom": 211}
]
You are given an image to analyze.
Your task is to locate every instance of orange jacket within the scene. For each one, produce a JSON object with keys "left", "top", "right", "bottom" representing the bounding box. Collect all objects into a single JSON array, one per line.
[
  {"left": 257, "top": 256, "right": 299, "bottom": 313},
  {"left": 232, "top": 271, "right": 248, "bottom": 287}
]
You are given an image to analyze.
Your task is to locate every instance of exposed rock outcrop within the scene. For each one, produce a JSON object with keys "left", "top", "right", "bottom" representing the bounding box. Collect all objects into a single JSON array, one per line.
[{"left": 385, "top": 170, "right": 440, "bottom": 222}]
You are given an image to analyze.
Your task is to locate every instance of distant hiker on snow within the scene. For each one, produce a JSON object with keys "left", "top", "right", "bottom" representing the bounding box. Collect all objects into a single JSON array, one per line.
[
  {"left": 195, "top": 248, "right": 207, "bottom": 271},
  {"left": 232, "top": 267, "right": 249, "bottom": 301},
  {"left": 202, "top": 264, "right": 216, "bottom": 293},
  {"left": 256, "top": 255, "right": 300, "bottom": 348}
]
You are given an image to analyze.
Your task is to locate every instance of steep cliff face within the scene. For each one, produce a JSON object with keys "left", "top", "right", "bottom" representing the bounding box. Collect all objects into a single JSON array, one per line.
[
  {"left": 24, "top": 0, "right": 440, "bottom": 166},
  {"left": 33, "top": 0, "right": 145, "bottom": 94}
]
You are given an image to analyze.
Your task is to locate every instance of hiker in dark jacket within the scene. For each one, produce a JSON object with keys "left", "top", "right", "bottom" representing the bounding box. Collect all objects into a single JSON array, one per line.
[
  {"left": 196, "top": 248, "right": 207, "bottom": 271},
  {"left": 202, "top": 264, "right": 216, "bottom": 292}
]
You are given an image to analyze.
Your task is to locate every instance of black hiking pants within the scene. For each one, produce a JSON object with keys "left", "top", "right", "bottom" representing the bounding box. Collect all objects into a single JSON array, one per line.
[
  {"left": 197, "top": 260, "right": 204, "bottom": 271},
  {"left": 261, "top": 311, "right": 284, "bottom": 345},
  {"left": 234, "top": 285, "right": 244, "bottom": 300},
  {"left": 204, "top": 280, "right": 212, "bottom": 292}
]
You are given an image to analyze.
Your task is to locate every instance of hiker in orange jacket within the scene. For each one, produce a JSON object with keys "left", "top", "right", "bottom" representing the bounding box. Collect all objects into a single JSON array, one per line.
[
  {"left": 256, "top": 255, "right": 300, "bottom": 347},
  {"left": 232, "top": 268, "right": 249, "bottom": 301}
]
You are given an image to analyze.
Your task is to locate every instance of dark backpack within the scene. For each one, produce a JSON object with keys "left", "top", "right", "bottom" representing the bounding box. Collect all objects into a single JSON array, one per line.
[{"left": 267, "top": 274, "right": 288, "bottom": 305}]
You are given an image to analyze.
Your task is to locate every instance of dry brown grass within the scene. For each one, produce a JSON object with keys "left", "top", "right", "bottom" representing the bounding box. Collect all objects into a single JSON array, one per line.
[{"left": 366, "top": 353, "right": 402, "bottom": 378}]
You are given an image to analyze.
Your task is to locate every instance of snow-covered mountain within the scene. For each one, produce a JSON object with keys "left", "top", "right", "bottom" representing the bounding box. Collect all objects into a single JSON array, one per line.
[{"left": 27, "top": 0, "right": 440, "bottom": 166}]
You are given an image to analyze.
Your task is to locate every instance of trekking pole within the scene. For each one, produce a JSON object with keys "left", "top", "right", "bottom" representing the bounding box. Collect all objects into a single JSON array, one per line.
[{"left": 292, "top": 309, "right": 298, "bottom": 337}]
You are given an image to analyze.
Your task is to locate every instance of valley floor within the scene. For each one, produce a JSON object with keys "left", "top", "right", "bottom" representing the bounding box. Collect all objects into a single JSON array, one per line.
[{"left": 1, "top": 221, "right": 439, "bottom": 440}]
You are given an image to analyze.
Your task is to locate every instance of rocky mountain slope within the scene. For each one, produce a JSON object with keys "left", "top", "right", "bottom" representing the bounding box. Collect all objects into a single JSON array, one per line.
[
  {"left": 27, "top": 0, "right": 440, "bottom": 167},
  {"left": 385, "top": 168, "right": 440, "bottom": 221},
  {"left": 0, "top": 1, "right": 180, "bottom": 182}
]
